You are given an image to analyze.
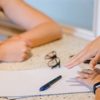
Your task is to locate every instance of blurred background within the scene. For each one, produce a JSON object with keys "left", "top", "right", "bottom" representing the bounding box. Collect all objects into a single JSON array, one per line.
[{"left": 26, "top": 0, "right": 94, "bottom": 31}]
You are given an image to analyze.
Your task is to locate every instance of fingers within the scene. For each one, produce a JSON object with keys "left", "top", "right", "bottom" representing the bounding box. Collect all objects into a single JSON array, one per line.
[
  {"left": 66, "top": 47, "right": 95, "bottom": 69},
  {"left": 17, "top": 42, "right": 31, "bottom": 61},
  {"left": 94, "top": 68, "right": 100, "bottom": 74},
  {"left": 15, "top": 52, "right": 30, "bottom": 62},
  {"left": 78, "top": 73, "right": 89, "bottom": 79},
  {"left": 22, "top": 53, "right": 30, "bottom": 61},
  {"left": 78, "top": 70, "right": 93, "bottom": 79},
  {"left": 24, "top": 47, "right": 32, "bottom": 59},
  {"left": 77, "top": 68, "right": 100, "bottom": 86},
  {"left": 14, "top": 43, "right": 31, "bottom": 62},
  {"left": 82, "top": 69, "right": 93, "bottom": 74},
  {"left": 66, "top": 49, "right": 87, "bottom": 68},
  {"left": 18, "top": 40, "right": 31, "bottom": 54},
  {"left": 25, "top": 47, "right": 31, "bottom": 54},
  {"left": 20, "top": 47, "right": 31, "bottom": 61},
  {"left": 76, "top": 70, "right": 94, "bottom": 86},
  {"left": 76, "top": 77, "right": 91, "bottom": 86},
  {"left": 90, "top": 52, "right": 100, "bottom": 69}
]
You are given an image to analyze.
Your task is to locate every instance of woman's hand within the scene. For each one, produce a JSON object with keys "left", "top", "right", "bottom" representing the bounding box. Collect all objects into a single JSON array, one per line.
[
  {"left": 77, "top": 69, "right": 100, "bottom": 86},
  {"left": 66, "top": 36, "right": 100, "bottom": 69},
  {"left": 0, "top": 36, "right": 31, "bottom": 62}
]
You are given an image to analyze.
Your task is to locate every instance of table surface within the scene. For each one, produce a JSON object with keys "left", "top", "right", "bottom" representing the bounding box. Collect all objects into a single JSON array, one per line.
[
  {"left": 0, "top": 13, "right": 95, "bottom": 100},
  {"left": 0, "top": 34, "right": 95, "bottom": 100}
]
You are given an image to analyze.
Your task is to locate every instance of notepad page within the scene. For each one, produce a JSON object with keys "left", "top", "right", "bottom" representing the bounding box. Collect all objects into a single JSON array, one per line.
[{"left": 0, "top": 66, "right": 92, "bottom": 97}]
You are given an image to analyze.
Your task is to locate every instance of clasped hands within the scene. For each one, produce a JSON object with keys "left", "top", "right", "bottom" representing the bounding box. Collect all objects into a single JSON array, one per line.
[{"left": 0, "top": 36, "right": 31, "bottom": 62}]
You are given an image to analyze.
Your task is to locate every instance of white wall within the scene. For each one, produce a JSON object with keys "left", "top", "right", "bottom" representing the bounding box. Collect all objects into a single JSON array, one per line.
[
  {"left": 26, "top": 0, "right": 94, "bottom": 30},
  {"left": 94, "top": 0, "right": 100, "bottom": 35}
]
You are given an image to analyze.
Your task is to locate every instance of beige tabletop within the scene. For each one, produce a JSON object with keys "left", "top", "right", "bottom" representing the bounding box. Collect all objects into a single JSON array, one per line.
[
  {"left": 0, "top": 34, "right": 95, "bottom": 100},
  {"left": 0, "top": 13, "right": 95, "bottom": 100}
]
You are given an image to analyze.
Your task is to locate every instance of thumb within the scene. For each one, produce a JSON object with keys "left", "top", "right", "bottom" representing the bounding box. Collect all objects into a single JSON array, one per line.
[{"left": 90, "top": 53, "right": 100, "bottom": 69}]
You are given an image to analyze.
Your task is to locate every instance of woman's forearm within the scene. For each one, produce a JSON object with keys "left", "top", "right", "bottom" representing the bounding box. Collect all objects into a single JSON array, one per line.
[
  {"left": 18, "top": 22, "right": 62, "bottom": 48},
  {"left": 1, "top": 0, "right": 62, "bottom": 48}
]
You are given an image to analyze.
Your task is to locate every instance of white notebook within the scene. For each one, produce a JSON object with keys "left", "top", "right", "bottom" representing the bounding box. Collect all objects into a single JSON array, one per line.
[{"left": 0, "top": 66, "right": 92, "bottom": 97}]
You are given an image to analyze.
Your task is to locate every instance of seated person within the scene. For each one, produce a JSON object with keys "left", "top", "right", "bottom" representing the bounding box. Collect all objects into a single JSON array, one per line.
[{"left": 0, "top": 0, "right": 62, "bottom": 62}]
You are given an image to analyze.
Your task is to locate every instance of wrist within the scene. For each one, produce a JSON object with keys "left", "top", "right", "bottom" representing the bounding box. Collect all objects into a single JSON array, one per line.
[
  {"left": 93, "top": 82, "right": 100, "bottom": 94},
  {"left": 96, "top": 88, "right": 100, "bottom": 93},
  {"left": 18, "top": 35, "right": 32, "bottom": 47},
  {"left": 10, "top": 35, "right": 31, "bottom": 47}
]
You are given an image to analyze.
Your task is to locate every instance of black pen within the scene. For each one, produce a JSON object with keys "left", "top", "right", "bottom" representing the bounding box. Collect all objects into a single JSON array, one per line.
[{"left": 39, "top": 75, "right": 62, "bottom": 91}]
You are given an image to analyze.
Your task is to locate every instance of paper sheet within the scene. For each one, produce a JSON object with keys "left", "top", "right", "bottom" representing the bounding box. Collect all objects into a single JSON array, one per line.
[{"left": 0, "top": 66, "right": 92, "bottom": 97}]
